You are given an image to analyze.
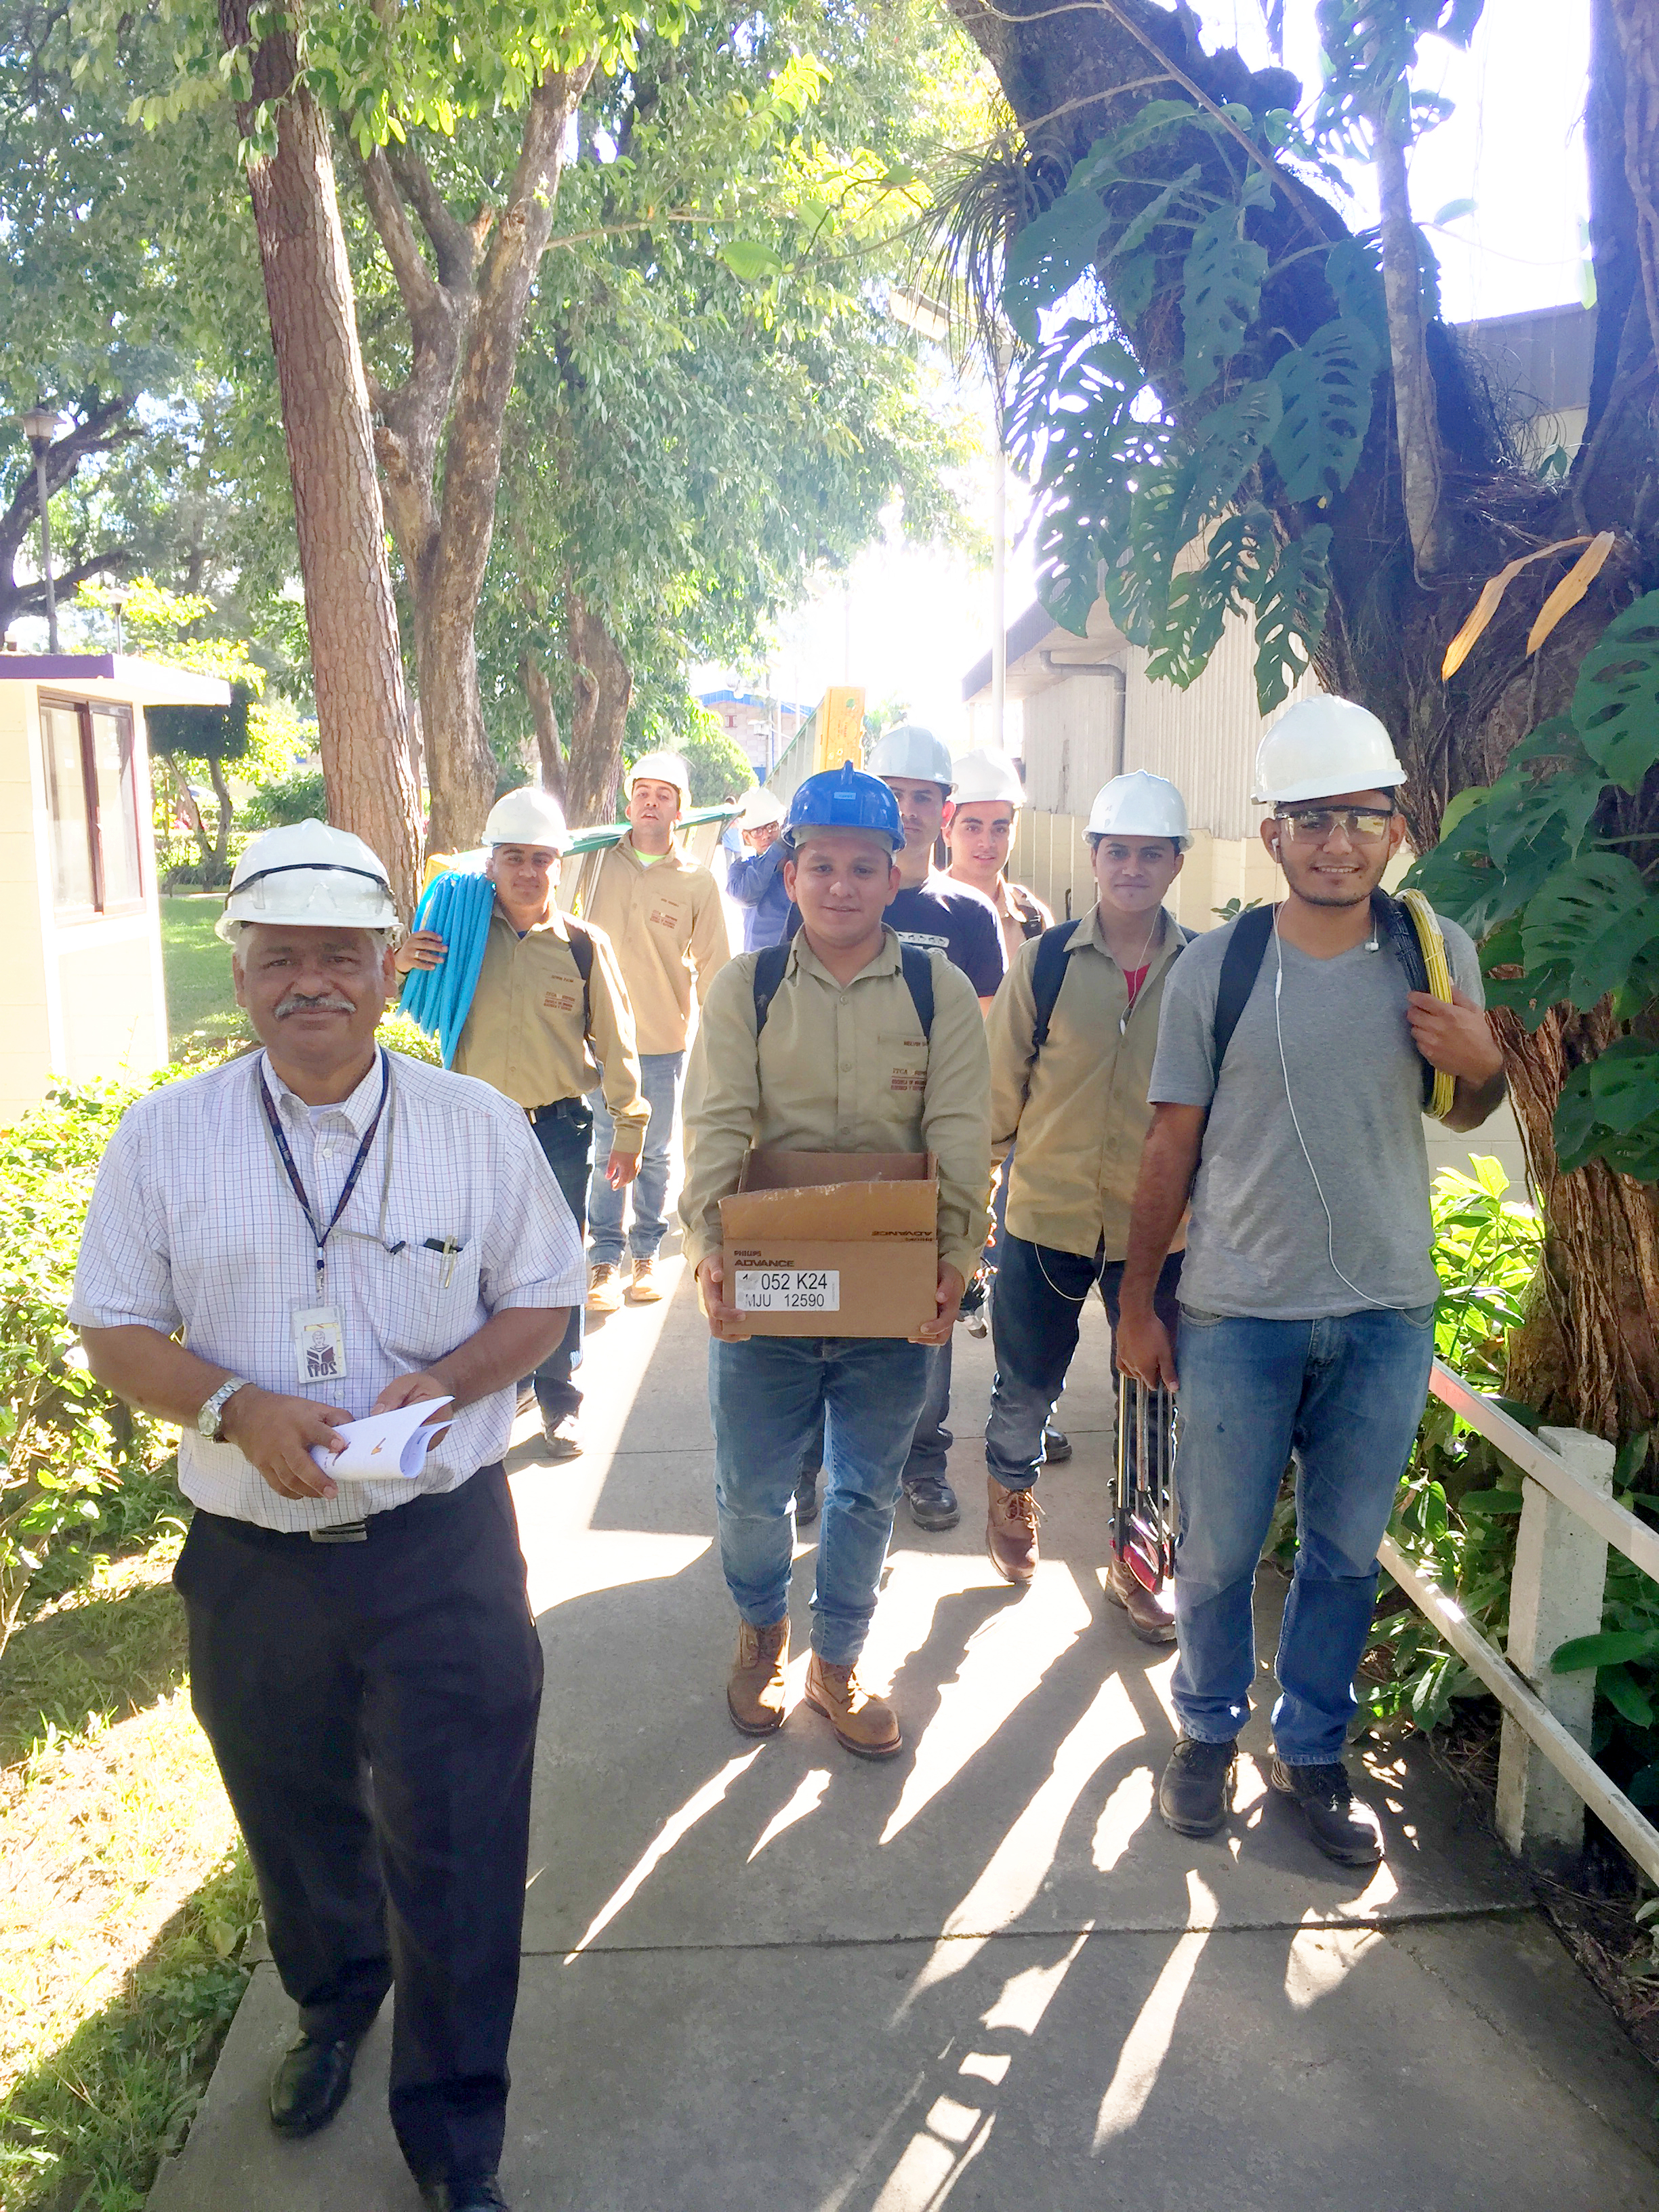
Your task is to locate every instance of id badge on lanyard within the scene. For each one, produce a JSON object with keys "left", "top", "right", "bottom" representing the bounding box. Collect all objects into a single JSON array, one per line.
[
  {"left": 291, "top": 1303, "right": 348, "bottom": 1383},
  {"left": 257, "top": 1052, "right": 396, "bottom": 1386}
]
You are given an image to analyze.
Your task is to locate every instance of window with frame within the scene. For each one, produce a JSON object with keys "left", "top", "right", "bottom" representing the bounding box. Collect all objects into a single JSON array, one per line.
[{"left": 38, "top": 696, "right": 144, "bottom": 918}]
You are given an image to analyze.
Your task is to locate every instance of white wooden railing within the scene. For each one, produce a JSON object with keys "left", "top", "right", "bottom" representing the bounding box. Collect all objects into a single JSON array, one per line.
[{"left": 1379, "top": 1361, "right": 1659, "bottom": 1882}]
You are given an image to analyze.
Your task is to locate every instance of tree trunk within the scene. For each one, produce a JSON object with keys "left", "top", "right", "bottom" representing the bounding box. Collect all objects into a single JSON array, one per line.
[
  {"left": 945, "top": 0, "right": 1659, "bottom": 1440},
  {"left": 206, "top": 752, "right": 236, "bottom": 879},
  {"left": 359, "top": 64, "right": 594, "bottom": 857},
  {"left": 518, "top": 649, "right": 567, "bottom": 804},
  {"left": 218, "top": 0, "right": 420, "bottom": 916},
  {"left": 564, "top": 596, "right": 632, "bottom": 827}
]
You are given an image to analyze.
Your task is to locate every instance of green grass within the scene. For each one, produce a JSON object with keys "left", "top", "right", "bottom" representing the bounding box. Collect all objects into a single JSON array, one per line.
[
  {"left": 159, "top": 898, "right": 248, "bottom": 1059},
  {"left": 0, "top": 1475, "right": 258, "bottom": 2211}
]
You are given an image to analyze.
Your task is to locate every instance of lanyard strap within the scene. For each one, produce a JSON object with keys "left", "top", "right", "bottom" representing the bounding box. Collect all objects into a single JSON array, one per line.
[{"left": 257, "top": 1050, "right": 392, "bottom": 1287}]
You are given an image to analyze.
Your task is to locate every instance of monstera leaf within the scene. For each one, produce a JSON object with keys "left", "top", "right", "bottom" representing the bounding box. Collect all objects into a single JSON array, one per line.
[
  {"left": 1252, "top": 527, "right": 1332, "bottom": 711},
  {"left": 1269, "top": 316, "right": 1380, "bottom": 503},
  {"left": 1572, "top": 590, "right": 1659, "bottom": 793},
  {"left": 1179, "top": 380, "right": 1282, "bottom": 539},
  {"left": 1003, "top": 184, "right": 1111, "bottom": 343},
  {"left": 1520, "top": 852, "right": 1659, "bottom": 1012},
  {"left": 1181, "top": 203, "right": 1268, "bottom": 394}
]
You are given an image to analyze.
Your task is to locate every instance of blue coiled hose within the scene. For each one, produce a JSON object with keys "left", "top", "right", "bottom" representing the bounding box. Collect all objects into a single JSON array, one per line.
[{"left": 400, "top": 868, "right": 496, "bottom": 1068}]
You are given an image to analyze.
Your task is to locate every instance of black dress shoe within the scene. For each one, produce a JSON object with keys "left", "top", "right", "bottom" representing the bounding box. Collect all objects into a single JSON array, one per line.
[
  {"left": 1268, "top": 1756, "right": 1384, "bottom": 1866},
  {"left": 1156, "top": 1736, "right": 1237, "bottom": 1836},
  {"left": 268, "top": 2030, "right": 364, "bottom": 2138},
  {"left": 419, "top": 2179, "right": 510, "bottom": 2211},
  {"left": 1041, "top": 1424, "right": 1072, "bottom": 1462},
  {"left": 903, "top": 1473, "right": 960, "bottom": 1530}
]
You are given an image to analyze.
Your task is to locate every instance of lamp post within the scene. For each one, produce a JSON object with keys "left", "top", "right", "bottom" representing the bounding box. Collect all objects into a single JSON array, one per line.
[
  {"left": 20, "top": 407, "right": 60, "bottom": 655},
  {"left": 106, "top": 584, "right": 129, "bottom": 655}
]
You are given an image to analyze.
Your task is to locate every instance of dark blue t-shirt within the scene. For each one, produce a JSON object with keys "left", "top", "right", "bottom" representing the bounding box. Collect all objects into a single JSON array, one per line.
[{"left": 785, "top": 876, "right": 1006, "bottom": 998}]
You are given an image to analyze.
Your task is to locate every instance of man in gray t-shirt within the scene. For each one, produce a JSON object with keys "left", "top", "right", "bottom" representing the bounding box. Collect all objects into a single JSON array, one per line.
[{"left": 1115, "top": 698, "right": 1507, "bottom": 1869}]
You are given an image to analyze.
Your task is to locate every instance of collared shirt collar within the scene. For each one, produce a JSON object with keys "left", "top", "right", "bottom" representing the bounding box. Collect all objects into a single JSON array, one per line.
[
  {"left": 490, "top": 900, "right": 571, "bottom": 944},
  {"left": 618, "top": 832, "right": 686, "bottom": 873},
  {"left": 1073, "top": 900, "right": 1181, "bottom": 972},
  {"left": 261, "top": 1045, "right": 386, "bottom": 1130},
  {"left": 789, "top": 924, "right": 904, "bottom": 989}
]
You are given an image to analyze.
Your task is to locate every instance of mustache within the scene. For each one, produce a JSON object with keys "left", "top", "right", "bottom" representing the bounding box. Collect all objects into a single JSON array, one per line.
[{"left": 274, "top": 990, "right": 356, "bottom": 1019}]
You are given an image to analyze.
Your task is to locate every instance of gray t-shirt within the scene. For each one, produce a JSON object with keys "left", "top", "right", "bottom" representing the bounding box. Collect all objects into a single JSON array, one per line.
[{"left": 1148, "top": 907, "right": 1482, "bottom": 1319}]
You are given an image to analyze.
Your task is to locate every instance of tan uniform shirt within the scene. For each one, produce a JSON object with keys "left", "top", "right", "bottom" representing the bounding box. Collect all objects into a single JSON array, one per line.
[
  {"left": 679, "top": 930, "right": 992, "bottom": 1282},
  {"left": 453, "top": 907, "right": 649, "bottom": 1156},
  {"left": 987, "top": 903, "right": 1187, "bottom": 1261},
  {"left": 583, "top": 837, "right": 731, "bottom": 1057}
]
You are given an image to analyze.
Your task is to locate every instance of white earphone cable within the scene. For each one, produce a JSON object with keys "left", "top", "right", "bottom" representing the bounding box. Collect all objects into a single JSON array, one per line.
[{"left": 1271, "top": 909, "right": 1393, "bottom": 1311}]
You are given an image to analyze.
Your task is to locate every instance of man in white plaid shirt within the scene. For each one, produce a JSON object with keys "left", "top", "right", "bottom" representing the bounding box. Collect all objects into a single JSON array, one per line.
[{"left": 70, "top": 821, "right": 581, "bottom": 2212}]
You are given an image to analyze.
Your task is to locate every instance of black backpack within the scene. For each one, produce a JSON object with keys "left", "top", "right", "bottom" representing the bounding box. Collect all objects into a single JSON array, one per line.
[
  {"left": 751, "top": 939, "right": 935, "bottom": 1040},
  {"left": 1210, "top": 893, "right": 1438, "bottom": 1107},
  {"left": 565, "top": 916, "right": 595, "bottom": 1035}
]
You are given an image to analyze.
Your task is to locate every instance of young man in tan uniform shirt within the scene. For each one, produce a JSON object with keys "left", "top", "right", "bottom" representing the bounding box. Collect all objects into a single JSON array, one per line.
[
  {"left": 981, "top": 773, "right": 1192, "bottom": 1633},
  {"left": 943, "top": 747, "right": 1054, "bottom": 972},
  {"left": 398, "top": 787, "right": 646, "bottom": 1457},
  {"left": 680, "top": 764, "right": 990, "bottom": 1759},
  {"left": 582, "top": 750, "right": 731, "bottom": 1309}
]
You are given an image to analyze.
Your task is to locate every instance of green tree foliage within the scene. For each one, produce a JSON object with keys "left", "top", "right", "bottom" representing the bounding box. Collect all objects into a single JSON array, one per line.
[
  {"left": 1409, "top": 589, "right": 1659, "bottom": 1186},
  {"left": 470, "top": 0, "right": 979, "bottom": 794},
  {"left": 671, "top": 716, "right": 756, "bottom": 805}
]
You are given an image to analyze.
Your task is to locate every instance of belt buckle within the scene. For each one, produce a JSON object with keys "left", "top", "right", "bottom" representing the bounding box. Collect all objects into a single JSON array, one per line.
[{"left": 309, "top": 1520, "right": 369, "bottom": 1544}]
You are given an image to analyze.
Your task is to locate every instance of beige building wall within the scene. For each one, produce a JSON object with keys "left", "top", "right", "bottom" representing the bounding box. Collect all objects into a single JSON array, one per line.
[
  {"left": 0, "top": 658, "right": 222, "bottom": 1126},
  {"left": 0, "top": 680, "right": 56, "bottom": 1119}
]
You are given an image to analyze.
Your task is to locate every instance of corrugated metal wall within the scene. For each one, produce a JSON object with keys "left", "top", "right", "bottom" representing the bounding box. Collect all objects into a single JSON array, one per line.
[{"left": 1020, "top": 605, "right": 1315, "bottom": 839}]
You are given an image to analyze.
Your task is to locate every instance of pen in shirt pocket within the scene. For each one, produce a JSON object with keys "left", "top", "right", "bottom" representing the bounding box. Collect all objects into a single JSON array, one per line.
[{"left": 422, "top": 1235, "right": 463, "bottom": 1287}]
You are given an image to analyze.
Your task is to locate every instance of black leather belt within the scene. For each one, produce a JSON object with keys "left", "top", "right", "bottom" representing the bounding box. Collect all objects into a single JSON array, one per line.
[{"left": 529, "top": 1097, "right": 590, "bottom": 1124}]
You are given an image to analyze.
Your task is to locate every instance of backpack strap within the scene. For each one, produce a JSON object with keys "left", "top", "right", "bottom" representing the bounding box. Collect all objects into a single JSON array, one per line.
[
  {"left": 565, "top": 916, "right": 594, "bottom": 1036},
  {"left": 754, "top": 939, "right": 935, "bottom": 1044},
  {"left": 751, "top": 941, "right": 790, "bottom": 1037},
  {"left": 1372, "top": 888, "right": 1441, "bottom": 1111},
  {"left": 1212, "top": 904, "right": 1276, "bottom": 1077},
  {"left": 1029, "top": 920, "right": 1080, "bottom": 1056},
  {"left": 899, "top": 944, "right": 935, "bottom": 1038}
]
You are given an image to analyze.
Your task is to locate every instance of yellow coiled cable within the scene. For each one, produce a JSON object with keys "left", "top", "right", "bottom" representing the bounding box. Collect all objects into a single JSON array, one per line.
[{"left": 1399, "top": 887, "right": 1457, "bottom": 1121}]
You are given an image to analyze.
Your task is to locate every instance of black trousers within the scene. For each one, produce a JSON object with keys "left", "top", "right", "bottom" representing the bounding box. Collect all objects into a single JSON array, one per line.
[{"left": 175, "top": 1466, "right": 544, "bottom": 2186}]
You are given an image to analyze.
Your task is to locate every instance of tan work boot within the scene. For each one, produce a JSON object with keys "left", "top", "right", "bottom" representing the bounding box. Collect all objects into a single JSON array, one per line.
[
  {"left": 804, "top": 1653, "right": 901, "bottom": 1759},
  {"left": 1105, "top": 1553, "right": 1177, "bottom": 1645},
  {"left": 586, "top": 1261, "right": 623, "bottom": 1314},
  {"left": 986, "top": 1476, "right": 1042, "bottom": 1586},
  {"left": 728, "top": 1618, "right": 790, "bottom": 1736},
  {"left": 626, "top": 1255, "right": 663, "bottom": 1304}
]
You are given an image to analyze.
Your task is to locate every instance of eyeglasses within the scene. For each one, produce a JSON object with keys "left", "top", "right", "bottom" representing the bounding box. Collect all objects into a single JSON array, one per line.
[{"left": 1273, "top": 805, "right": 1397, "bottom": 844}]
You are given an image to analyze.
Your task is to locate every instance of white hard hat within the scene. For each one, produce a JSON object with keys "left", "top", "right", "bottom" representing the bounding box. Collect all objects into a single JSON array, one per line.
[
  {"left": 484, "top": 785, "right": 569, "bottom": 850},
  {"left": 1086, "top": 771, "right": 1191, "bottom": 849},
  {"left": 627, "top": 750, "right": 691, "bottom": 809},
  {"left": 216, "top": 819, "right": 398, "bottom": 942},
  {"left": 737, "top": 783, "right": 784, "bottom": 829},
  {"left": 948, "top": 749, "right": 1025, "bottom": 808},
  {"left": 865, "top": 722, "right": 955, "bottom": 788},
  {"left": 1252, "top": 696, "right": 1407, "bottom": 806}
]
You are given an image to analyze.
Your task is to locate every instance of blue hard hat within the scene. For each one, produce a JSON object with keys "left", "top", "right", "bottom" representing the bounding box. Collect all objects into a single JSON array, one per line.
[{"left": 783, "top": 761, "right": 905, "bottom": 851}]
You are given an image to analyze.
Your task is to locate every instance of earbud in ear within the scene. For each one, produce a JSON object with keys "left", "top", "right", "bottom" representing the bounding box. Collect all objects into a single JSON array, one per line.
[{"left": 1271, "top": 838, "right": 1281, "bottom": 856}]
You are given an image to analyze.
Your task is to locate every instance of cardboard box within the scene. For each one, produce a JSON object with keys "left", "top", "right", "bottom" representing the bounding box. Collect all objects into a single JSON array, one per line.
[{"left": 717, "top": 1149, "right": 937, "bottom": 1338}]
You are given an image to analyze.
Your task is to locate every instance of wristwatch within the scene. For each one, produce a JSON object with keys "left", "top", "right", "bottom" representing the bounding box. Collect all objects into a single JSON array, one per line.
[{"left": 197, "top": 1376, "right": 251, "bottom": 1441}]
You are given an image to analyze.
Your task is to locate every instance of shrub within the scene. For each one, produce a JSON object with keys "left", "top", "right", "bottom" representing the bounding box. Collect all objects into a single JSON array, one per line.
[
  {"left": 0, "top": 1084, "right": 174, "bottom": 1659},
  {"left": 243, "top": 766, "right": 328, "bottom": 828}
]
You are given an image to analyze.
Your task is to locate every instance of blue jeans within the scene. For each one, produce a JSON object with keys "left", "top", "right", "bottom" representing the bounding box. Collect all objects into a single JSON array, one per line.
[
  {"left": 527, "top": 1101, "right": 590, "bottom": 1420},
  {"left": 986, "top": 1238, "right": 1183, "bottom": 1490},
  {"left": 1170, "top": 1303, "right": 1437, "bottom": 1765},
  {"left": 710, "top": 1336, "right": 929, "bottom": 1664},
  {"left": 587, "top": 1050, "right": 683, "bottom": 1267},
  {"left": 903, "top": 1338, "right": 954, "bottom": 1487}
]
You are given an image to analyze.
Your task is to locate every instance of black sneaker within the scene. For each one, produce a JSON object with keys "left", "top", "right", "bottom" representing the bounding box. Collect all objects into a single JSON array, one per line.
[
  {"left": 1042, "top": 1425, "right": 1072, "bottom": 1462},
  {"left": 903, "top": 1473, "right": 960, "bottom": 1531},
  {"left": 1156, "top": 1736, "right": 1237, "bottom": 1836},
  {"left": 794, "top": 1471, "right": 819, "bottom": 1527},
  {"left": 1267, "top": 1757, "right": 1383, "bottom": 1866}
]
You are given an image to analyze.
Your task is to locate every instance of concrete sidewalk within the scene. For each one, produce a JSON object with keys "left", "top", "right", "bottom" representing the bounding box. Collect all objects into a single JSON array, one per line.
[{"left": 152, "top": 1260, "right": 1659, "bottom": 2211}]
